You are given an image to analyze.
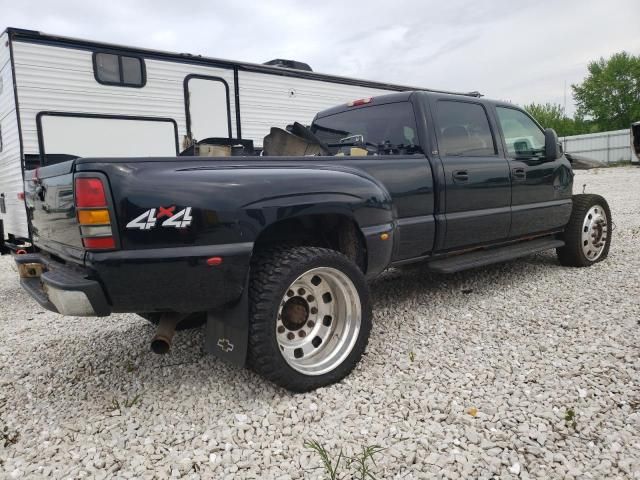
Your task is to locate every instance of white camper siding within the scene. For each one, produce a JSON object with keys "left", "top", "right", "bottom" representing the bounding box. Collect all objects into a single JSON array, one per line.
[
  {"left": 560, "top": 129, "right": 632, "bottom": 164},
  {"left": 11, "top": 41, "right": 237, "bottom": 155},
  {"left": 238, "top": 71, "right": 394, "bottom": 145},
  {"left": 0, "top": 32, "right": 29, "bottom": 239}
]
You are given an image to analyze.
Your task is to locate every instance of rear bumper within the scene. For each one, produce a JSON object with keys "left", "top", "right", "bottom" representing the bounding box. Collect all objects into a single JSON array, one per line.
[
  {"left": 15, "top": 243, "right": 253, "bottom": 316},
  {"left": 85, "top": 243, "right": 252, "bottom": 313},
  {"left": 15, "top": 254, "right": 111, "bottom": 316}
]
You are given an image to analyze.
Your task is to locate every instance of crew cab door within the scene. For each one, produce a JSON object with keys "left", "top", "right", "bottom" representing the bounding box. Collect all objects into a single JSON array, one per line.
[
  {"left": 432, "top": 99, "right": 511, "bottom": 250},
  {"left": 494, "top": 106, "right": 573, "bottom": 237}
]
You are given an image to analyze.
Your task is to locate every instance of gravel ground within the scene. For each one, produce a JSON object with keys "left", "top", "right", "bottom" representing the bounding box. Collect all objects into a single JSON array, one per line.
[{"left": 1, "top": 167, "right": 639, "bottom": 479}]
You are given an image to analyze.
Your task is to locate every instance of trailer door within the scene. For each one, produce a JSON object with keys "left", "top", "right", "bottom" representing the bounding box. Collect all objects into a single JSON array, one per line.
[{"left": 184, "top": 75, "right": 232, "bottom": 142}]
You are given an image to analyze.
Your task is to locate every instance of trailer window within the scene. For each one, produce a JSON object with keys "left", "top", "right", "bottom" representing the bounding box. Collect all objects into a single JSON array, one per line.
[
  {"left": 37, "top": 113, "right": 178, "bottom": 165},
  {"left": 311, "top": 102, "right": 419, "bottom": 149},
  {"left": 94, "top": 53, "right": 146, "bottom": 87}
]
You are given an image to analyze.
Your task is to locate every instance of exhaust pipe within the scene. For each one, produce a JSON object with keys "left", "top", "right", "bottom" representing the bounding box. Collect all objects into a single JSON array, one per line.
[{"left": 150, "top": 313, "right": 187, "bottom": 354}]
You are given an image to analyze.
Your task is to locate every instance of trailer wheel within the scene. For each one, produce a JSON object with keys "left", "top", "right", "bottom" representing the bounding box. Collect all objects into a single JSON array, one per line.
[
  {"left": 557, "top": 194, "right": 612, "bottom": 267},
  {"left": 248, "top": 246, "right": 372, "bottom": 392}
]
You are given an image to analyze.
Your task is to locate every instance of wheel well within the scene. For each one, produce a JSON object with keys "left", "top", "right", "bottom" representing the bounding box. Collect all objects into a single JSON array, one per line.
[{"left": 253, "top": 214, "right": 367, "bottom": 272}]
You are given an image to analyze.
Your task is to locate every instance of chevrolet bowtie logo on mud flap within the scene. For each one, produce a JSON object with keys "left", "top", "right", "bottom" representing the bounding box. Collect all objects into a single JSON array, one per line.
[
  {"left": 126, "top": 206, "right": 193, "bottom": 230},
  {"left": 217, "top": 338, "right": 234, "bottom": 353}
]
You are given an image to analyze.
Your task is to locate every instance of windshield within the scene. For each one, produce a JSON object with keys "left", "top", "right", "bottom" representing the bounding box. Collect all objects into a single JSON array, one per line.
[{"left": 311, "top": 102, "right": 420, "bottom": 152}]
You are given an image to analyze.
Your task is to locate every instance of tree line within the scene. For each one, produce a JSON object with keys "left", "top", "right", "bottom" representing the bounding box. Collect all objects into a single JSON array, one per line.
[{"left": 524, "top": 51, "right": 640, "bottom": 137}]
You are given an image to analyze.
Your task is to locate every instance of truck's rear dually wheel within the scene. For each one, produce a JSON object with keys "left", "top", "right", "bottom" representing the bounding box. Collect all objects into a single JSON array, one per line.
[{"left": 249, "top": 247, "right": 371, "bottom": 392}]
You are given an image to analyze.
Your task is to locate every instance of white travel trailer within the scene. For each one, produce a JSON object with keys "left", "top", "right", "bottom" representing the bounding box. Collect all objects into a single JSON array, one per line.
[{"left": 0, "top": 27, "right": 477, "bottom": 251}]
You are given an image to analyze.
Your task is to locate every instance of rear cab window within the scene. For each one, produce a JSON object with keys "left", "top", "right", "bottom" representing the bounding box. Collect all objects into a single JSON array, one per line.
[{"left": 311, "top": 102, "right": 421, "bottom": 154}]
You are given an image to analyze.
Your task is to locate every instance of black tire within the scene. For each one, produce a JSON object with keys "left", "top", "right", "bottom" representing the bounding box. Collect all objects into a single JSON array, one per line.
[
  {"left": 557, "top": 194, "right": 612, "bottom": 267},
  {"left": 248, "top": 246, "right": 372, "bottom": 392}
]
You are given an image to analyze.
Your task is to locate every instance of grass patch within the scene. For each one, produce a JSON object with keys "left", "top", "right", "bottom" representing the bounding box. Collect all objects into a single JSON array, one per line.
[
  {"left": 305, "top": 439, "right": 384, "bottom": 479},
  {"left": 565, "top": 407, "right": 577, "bottom": 430},
  {"left": 124, "top": 360, "right": 138, "bottom": 373},
  {"left": 111, "top": 393, "right": 142, "bottom": 411}
]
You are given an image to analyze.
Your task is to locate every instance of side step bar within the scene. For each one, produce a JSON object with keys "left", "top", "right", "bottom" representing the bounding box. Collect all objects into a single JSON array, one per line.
[{"left": 426, "top": 237, "right": 564, "bottom": 274}]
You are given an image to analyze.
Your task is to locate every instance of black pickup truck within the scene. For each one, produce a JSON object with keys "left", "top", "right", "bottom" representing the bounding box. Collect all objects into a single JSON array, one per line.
[{"left": 15, "top": 91, "right": 612, "bottom": 391}]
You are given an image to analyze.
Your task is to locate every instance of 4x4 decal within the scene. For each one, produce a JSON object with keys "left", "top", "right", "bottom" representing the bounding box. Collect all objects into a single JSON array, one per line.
[{"left": 126, "top": 206, "right": 193, "bottom": 230}]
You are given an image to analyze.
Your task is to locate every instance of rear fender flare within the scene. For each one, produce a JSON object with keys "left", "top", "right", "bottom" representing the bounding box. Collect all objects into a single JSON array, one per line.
[{"left": 206, "top": 169, "right": 395, "bottom": 367}]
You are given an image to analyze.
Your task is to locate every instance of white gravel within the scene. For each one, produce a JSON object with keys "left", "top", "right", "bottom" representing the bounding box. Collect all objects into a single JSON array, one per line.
[{"left": 1, "top": 167, "right": 640, "bottom": 479}]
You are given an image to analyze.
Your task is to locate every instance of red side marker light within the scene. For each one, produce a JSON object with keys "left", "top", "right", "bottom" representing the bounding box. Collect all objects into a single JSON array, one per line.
[
  {"left": 206, "top": 256, "right": 223, "bottom": 266},
  {"left": 17, "top": 192, "right": 25, "bottom": 200}
]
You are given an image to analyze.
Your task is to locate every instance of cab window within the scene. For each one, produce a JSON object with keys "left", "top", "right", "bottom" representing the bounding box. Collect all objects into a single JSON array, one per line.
[
  {"left": 436, "top": 101, "right": 497, "bottom": 156},
  {"left": 496, "top": 107, "right": 545, "bottom": 158}
]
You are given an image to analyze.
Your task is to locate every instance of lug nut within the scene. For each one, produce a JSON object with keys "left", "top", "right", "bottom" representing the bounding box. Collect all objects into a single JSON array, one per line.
[
  {"left": 287, "top": 332, "right": 295, "bottom": 340},
  {"left": 298, "top": 288, "right": 306, "bottom": 295},
  {"left": 299, "top": 330, "right": 306, "bottom": 338},
  {"left": 307, "top": 320, "right": 315, "bottom": 328},
  {"left": 310, "top": 307, "right": 318, "bottom": 314},
  {"left": 278, "top": 326, "right": 285, "bottom": 334},
  {"left": 307, "top": 295, "right": 315, "bottom": 302}
]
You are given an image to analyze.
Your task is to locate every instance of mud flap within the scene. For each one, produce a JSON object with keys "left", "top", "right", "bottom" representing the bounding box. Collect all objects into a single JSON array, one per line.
[{"left": 205, "top": 276, "right": 249, "bottom": 367}]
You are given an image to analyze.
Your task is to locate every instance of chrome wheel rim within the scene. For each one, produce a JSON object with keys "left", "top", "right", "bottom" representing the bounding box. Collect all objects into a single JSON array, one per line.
[
  {"left": 581, "top": 204, "right": 608, "bottom": 261},
  {"left": 276, "top": 267, "right": 361, "bottom": 376}
]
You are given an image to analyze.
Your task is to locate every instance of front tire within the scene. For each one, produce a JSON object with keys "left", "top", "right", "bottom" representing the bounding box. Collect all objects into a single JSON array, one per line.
[
  {"left": 248, "top": 246, "right": 372, "bottom": 392},
  {"left": 557, "top": 194, "right": 612, "bottom": 267}
]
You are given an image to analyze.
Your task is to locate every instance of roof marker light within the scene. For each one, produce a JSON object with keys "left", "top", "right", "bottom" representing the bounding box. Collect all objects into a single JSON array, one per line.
[{"left": 348, "top": 97, "right": 373, "bottom": 107}]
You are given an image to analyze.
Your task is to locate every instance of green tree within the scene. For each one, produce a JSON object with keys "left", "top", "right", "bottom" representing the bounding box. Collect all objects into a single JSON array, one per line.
[
  {"left": 524, "top": 102, "right": 585, "bottom": 137},
  {"left": 572, "top": 51, "right": 640, "bottom": 131}
]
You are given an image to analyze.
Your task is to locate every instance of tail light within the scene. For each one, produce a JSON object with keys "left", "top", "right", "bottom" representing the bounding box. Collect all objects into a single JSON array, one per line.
[{"left": 75, "top": 177, "right": 116, "bottom": 250}]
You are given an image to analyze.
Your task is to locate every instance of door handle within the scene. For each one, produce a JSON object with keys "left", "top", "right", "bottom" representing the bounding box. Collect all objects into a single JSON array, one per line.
[
  {"left": 512, "top": 168, "right": 526, "bottom": 179},
  {"left": 452, "top": 170, "right": 469, "bottom": 182}
]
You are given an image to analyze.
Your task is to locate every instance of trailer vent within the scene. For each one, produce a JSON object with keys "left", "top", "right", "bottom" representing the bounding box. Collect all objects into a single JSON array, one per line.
[{"left": 263, "top": 59, "right": 312, "bottom": 72}]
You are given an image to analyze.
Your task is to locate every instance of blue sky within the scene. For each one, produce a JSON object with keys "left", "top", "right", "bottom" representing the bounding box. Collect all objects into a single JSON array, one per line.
[{"left": 2, "top": 0, "right": 639, "bottom": 115}]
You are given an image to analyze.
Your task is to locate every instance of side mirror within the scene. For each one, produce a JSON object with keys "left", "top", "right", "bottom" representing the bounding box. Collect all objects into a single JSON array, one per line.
[{"left": 544, "top": 128, "right": 561, "bottom": 161}]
